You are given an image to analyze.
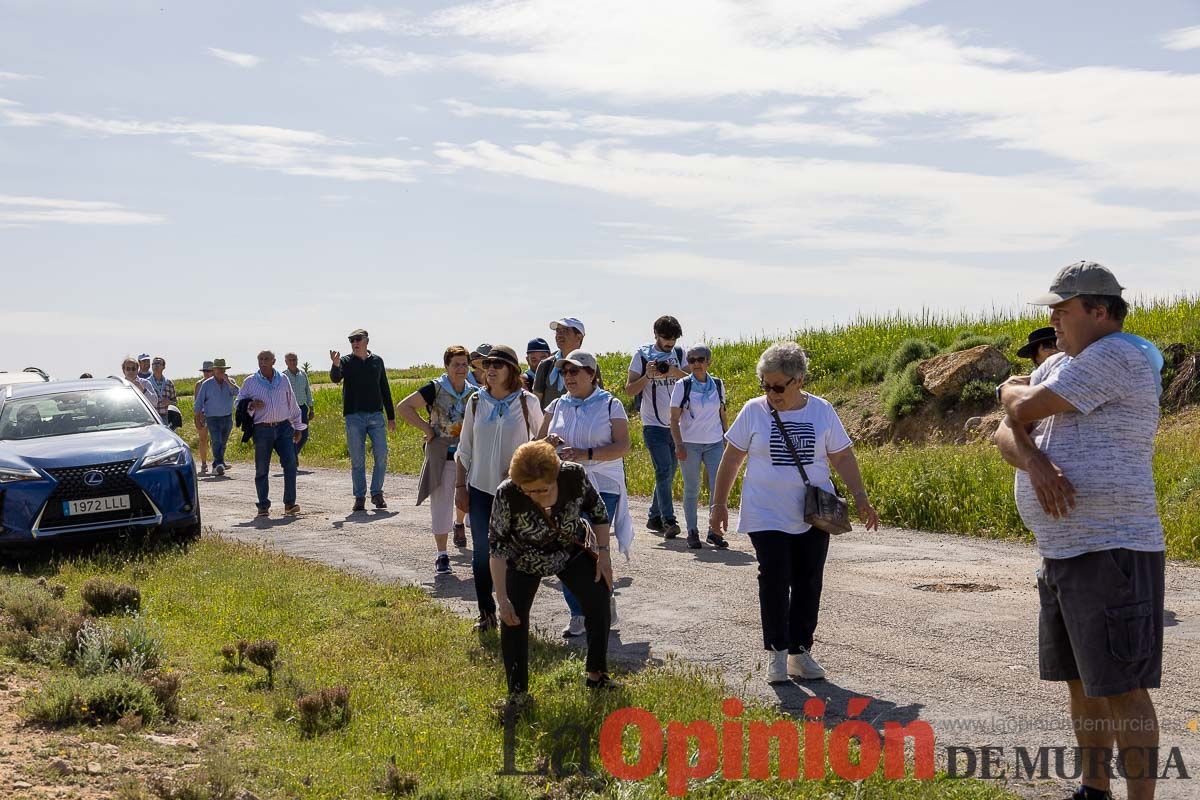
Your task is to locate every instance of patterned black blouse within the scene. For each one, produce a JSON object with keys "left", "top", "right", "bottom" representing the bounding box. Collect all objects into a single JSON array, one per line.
[{"left": 489, "top": 462, "right": 611, "bottom": 577}]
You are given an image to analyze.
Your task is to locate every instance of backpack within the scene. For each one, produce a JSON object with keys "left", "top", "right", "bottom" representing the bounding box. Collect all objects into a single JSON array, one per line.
[
  {"left": 471, "top": 391, "right": 533, "bottom": 438},
  {"left": 631, "top": 345, "right": 685, "bottom": 424},
  {"left": 680, "top": 375, "right": 724, "bottom": 410}
]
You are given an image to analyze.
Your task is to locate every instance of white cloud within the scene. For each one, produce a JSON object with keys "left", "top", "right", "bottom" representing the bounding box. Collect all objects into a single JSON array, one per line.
[
  {"left": 208, "top": 47, "right": 264, "bottom": 68},
  {"left": 330, "top": 43, "right": 435, "bottom": 75},
  {"left": 0, "top": 71, "right": 38, "bottom": 81},
  {"left": 1161, "top": 26, "right": 1200, "bottom": 51},
  {"left": 434, "top": 140, "right": 1196, "bottom": 252},
  {"left": 0, "top": 194, "right": 164, "bottom": 226},
  {"left": 1, "top": 106, "right": 424, "bottom": 183},
  {"left": 301, "top": 9, "right": 407, "bottom": 33}
]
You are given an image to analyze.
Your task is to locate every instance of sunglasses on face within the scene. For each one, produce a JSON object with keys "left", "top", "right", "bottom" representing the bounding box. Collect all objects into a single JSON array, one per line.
[
  {"left": 561, "top": 366, "right": 583, "bottom": 376},
  {"left": 760, "top": 377, "right": 797, "bottom": 395},
  {"left": 482, "top": 359, "right": 509, "bottom": 369},
  {"left": 348, "top": 335, "right": 365, "bottom": 343},
  {"left": 687, "top": 356, "right": 707, "bottom": 364}
]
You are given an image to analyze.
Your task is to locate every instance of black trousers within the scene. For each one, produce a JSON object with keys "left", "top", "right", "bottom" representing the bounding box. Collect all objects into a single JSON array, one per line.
[
  {"left": 501, "top": 552, "right": 610, "bottom": 695},
  {"left": 748, "top": 530, "right": 831, "bottom": 653}
]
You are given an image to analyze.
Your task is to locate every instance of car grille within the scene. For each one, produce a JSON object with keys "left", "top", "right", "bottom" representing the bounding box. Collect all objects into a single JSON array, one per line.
[{"left": 38, "top": 459, "right": 156, "bottom": 531}]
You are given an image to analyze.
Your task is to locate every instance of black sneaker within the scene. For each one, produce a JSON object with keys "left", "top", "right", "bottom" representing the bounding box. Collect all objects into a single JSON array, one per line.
[
  {"left": 352, "top": 497, "right": 366, "bottom": 512},
  {"left": 586, "top": 674, "right": 620, "bottom": 691},
  {"left": 1067, "top": 787, "right": 1113, "bottom": 800},
  {"left": 371, "top": 492, "right": 387, "bottom": 509},
  {"left": 686, "top": 530, "right": 702, "bottom": 549},
  {"left": 664, "top": 522, "right": 681, "bottom": 539},
  {"left": 435, "top": 554, "right": 451, "bottom": 574},
  {"left": 646, "top": 517, "right": 665, "bottom": 533},
  {"left": 474, "top": 612, "right": 497, "bottom": 633},
  {"left": 706, "top": 531, "right": 729, "bottom": 549},
  {"left": 453, "top": 523, "right": 467, "bottom": 548}
]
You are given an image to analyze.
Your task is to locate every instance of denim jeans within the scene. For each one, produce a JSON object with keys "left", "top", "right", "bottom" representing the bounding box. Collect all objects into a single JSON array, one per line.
[
  {"left": 563, "top": 491, "right": 619, "bottom": 617},
  {"left": 680, "top": 440, "right": 723, "bottom": 534},
  {"left": 252, "top": 422, "right": 297, "bottom": 510},
  {"left": 747, "top": 529, "right": 831, "bottom": 652},
  {"left": 468, "top": 486, "right": 497, "bottom": 616},
  {"left": 206, "top": 414, "right": 233, "bottom": 467},
  {"left": 296, "top": 405, "right": 310, "bottom": 457},
  {"left": 345, "top": 411, "right": 388, "bottom": 498},
  {"left": 642, "top": 424, "right": 678, "bottom": 524}
]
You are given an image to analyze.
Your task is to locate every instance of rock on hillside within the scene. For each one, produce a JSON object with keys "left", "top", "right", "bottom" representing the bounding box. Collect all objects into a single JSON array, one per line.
[{"left": 916, "top": 344, "right": 1010, "bottom": 398}]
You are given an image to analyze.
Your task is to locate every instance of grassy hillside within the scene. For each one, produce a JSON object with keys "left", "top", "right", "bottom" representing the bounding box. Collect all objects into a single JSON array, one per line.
[{"left": 172, "top": 295, "right": 1200, "bottom": 560}]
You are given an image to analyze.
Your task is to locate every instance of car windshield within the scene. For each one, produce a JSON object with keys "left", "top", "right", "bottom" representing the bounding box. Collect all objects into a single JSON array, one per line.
[{"left": 0, "top": 387, "right": 157, "bottom": 440}]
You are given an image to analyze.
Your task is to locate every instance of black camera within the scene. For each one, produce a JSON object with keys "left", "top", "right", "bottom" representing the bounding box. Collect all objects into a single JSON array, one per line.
[{"left": 654, "top": 360, "right": 670, "bottom": 375}]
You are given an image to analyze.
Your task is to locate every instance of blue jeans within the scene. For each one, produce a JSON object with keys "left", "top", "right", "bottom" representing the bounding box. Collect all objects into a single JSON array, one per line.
[
  {"left": 681, "top": 441, "right": 723, "bottom": 534},
  {"left": 469, "top": 486, "right": 497, "bottom": 616},
  {"left": 345, "top": 411, "right": 388, "bottom": 498},
  {"left": 253, "top": 422, "right": 297, "bottom": 510},
  {"left": 296, "top": 405, "right": 310, "bottom": 457},
  {"left": 642, "top": 424, "right": 678, "bottom": 524},
  {"left": 206, "top": 414, "right": 233, "bottom": 467},
  {"left": 563, "top": 491, "right": 619, "bottom": 617}
]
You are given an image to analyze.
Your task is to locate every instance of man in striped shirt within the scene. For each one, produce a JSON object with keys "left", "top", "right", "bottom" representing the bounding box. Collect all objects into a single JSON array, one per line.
[{"left": 237, "top": 350, "right": 306, "bottom": 517}]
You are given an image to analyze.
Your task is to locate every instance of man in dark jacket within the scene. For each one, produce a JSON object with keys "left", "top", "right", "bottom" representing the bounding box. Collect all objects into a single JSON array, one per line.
[{"left": 330, "top": 328, "right": 396, "bottom": 512}]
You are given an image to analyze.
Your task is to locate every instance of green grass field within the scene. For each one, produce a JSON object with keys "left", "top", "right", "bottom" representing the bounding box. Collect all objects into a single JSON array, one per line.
[
  {"left": 1, "top": 538, "right": 1017, "bottom": 799},
  {"left": 171, "top": 295, "right": 1200, "bottom": 560}
]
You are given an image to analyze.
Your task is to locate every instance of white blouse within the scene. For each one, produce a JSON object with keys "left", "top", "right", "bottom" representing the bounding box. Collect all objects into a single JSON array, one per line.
[{"left": 456, "top": 390, "right": 544, "bottom": 495}]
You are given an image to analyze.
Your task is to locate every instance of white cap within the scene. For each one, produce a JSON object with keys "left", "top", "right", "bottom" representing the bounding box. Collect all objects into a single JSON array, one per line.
[{"left": 549, "top": 317, "right": 585, "bottom": 336}]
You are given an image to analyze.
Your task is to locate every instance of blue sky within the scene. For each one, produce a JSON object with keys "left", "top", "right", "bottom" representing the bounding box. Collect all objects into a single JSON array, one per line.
[{"left": 2, "top": 0, "right": 1198, "bottom": 378}]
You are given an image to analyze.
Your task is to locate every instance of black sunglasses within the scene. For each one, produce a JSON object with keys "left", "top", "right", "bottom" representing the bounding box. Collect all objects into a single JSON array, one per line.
[
  {"left": 687, "top": 356, "right": 707, "bottom": 364},
  {"left": 760, "top": 377, "right": 796, "bottom": 394},
  {"left": 561, "top": 366, "right": 584, "bottom": 376},
  {"left": 482, "top": 358, "right": 511, "bottom": 368},
  {"left": 348, "top": 335, "right": 365, "bottom": 343}
]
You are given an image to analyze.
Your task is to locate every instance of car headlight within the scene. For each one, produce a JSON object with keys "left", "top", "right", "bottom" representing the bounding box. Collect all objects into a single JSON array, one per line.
[
  {"left": 139, "top": 445, "right": 188, "bottom": 470},
  {"left": 0, "top": 466, "right": 41, "bottom": 483}
]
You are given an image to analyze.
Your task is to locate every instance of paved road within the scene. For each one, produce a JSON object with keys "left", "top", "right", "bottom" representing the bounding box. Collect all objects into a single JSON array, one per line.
[{"left": 199, "top": 465, "right": 1200, "bottom": 799}]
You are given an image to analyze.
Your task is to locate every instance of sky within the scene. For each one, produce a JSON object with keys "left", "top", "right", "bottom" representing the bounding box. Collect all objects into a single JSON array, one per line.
[{"left": 2, "top": 0, "right": 1198, "bottom": 378}]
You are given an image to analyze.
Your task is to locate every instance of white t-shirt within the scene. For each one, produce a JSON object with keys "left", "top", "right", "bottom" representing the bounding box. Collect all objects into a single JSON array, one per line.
[
  {"left": 669, "top": 376, "right": 725, "bottom": 445},
  {"left": 725, "top": 394, "right": 852, "bottom": 535},
  {"left": 627, "top": 344, "right": 684, "bottom": 428},
  {"left": 545, "top": 390, "right": 628, "bottom": 497},
  {"left": 1015, "top": 335, "right": 1164, "bottom": 559}
]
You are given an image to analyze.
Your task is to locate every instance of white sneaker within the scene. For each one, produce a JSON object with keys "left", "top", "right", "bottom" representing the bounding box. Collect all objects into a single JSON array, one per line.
[
  {"left": 766, "top": 649, "right": 790, "bottom": 684},
  {"left": 788, "top": 647, "right": 826, "bottom": 679},
  {"left": 609, "top": 595, "right": 619, "bottom": 629},
  {"left": 562, "top": 615, "right": 586, "bottom": 638}
]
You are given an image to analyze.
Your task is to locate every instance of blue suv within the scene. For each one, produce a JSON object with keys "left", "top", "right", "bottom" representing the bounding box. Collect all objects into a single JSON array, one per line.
[{"left": 0, "top": 378, "right": 200, "bottom": 547}]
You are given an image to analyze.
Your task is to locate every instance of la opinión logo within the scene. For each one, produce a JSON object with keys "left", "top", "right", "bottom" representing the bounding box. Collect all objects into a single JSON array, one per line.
[{"left": 501, "top": 696, "right": 935, "bottom": 797}]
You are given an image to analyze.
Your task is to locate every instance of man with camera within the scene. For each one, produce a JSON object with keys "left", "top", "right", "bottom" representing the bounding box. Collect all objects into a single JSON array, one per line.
[{"left": 626, "top": 315, "right": 688, "bottom": 538}]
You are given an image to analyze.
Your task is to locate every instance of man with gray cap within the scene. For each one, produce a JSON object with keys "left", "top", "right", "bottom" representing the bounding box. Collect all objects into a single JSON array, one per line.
[
  {"left": 994, "top": 261, "right": 1165, "bottom": 800},
  {"left": 330, "top": 328, "right": 396, "bottom": 511}
]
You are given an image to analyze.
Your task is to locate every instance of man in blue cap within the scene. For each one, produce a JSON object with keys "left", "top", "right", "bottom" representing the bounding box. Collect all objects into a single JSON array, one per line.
[{"left": 523, "top": 337, "right": 552, "bottom": 392}]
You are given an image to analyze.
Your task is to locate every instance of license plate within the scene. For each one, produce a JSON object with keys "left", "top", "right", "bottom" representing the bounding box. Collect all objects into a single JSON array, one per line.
[{"left": 63, "top": 495, "right": 130, "bottom": 516}]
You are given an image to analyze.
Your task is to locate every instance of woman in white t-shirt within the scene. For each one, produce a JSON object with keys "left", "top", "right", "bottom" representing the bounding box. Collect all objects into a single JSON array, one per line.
[
  {"left": 669, "top": 344, "right": 729, "bottom": 550},
  {"left": 710, "top": 342, "right": 879, "bottom": 686},
  {"left": 537, "top": 349, "right": 632, "bottom": 639},
  {"left": 455, "top": 345, "right": 544, "bottom": 632}
]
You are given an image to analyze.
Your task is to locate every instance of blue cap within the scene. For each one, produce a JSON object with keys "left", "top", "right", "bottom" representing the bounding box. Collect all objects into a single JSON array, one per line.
[{"left": 526, "top": 337, "right": 552, "bottom": 355}]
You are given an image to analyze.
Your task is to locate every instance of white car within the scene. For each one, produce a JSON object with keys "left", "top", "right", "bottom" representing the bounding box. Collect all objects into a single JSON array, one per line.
[{"left": 0, "top": 368, "right": 52, "bottom": 388}]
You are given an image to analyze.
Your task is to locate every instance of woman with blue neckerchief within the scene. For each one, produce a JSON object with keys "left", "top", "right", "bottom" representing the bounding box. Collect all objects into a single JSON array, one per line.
[
  {"left": 397, "top": 345, "right": 478, "bottom": 576},
  {"left": 537, "top": 350, "right": 632, "bottom": 639},
  {"left": 455, "top": 345, "right": 544, "bottom": 632},
  {"left": 669, "top": 344, "right": 730, "bottom": 550}
]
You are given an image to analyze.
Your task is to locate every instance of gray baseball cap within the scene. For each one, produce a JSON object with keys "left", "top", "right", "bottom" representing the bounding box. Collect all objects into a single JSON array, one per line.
[
  {"left": 1029, "top": 261, "right": 1125, "bottom": 306},
  {"left": 555, "top": 349, "right": 598, "bottom": 372}
]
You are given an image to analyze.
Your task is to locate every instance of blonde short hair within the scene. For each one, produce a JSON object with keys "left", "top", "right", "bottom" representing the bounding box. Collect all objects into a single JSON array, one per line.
[{"left": 509, "top": 440, "right": 561, "bottom": 486}]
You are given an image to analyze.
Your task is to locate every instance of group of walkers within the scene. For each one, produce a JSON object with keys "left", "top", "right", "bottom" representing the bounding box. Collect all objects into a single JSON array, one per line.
[{"left": 119, "top": 260, "right": 1166, "bottom": 800}]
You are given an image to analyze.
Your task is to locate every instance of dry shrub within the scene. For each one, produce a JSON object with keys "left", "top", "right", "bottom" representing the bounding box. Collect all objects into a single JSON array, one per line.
[
  {"left": 141, "top": 669, "right": 182, "bottom": 718},
  {"left": 80, "top": 578, "right": 141, "bottom": 616},
  {"left": 243, "top": 639, "right": 278, "bottom": 689},
  {"left": 297, "top": 685, "right": 352, "bottom": 737},
  {"left": 378, "top": 757, "right": 418, "bottom": 797}
]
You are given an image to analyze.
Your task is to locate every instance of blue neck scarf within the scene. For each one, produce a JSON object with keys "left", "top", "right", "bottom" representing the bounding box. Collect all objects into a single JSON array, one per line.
[
  {"left": 437, "top": 373, "right": 472, "bottom": 413},
  {"left": 641, "top": 343, "right": 675, "bottom": 363},
  {"left": 547, "top": 349, "right": 564, "bottom": 392},
  {"left": 689, "top": 374, "right": 716, "bottom": 399},
  {"left": 478, "top": 388, "right": 522, "bottom": 423},
  {"left": 1108, "top": 332, "right": 1165, "bottom": 398},
  {"left": 465, "top": 372, "right": 482, "bottom": 389},
  {"left": 558, "top": 387, "right": 611, "bottom": 410}
]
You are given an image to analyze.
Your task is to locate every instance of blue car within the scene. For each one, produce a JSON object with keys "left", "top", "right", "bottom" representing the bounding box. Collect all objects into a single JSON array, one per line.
[{"left": 0, "top": 378, "right": 200, "bottom": 547}]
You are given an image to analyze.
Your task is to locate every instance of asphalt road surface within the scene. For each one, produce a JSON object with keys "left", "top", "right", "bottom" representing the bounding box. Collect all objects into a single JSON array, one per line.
[{"left": 200, "top": 465, "right": 1200, "bottom": 799}]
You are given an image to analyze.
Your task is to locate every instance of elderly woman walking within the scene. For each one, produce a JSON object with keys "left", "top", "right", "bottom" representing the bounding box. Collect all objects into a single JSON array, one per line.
[
  {"left": 711, "top": 342, "right": 879, "bottom": 685},
  {"left": 537, "top": 350, "right": 633, "bottom": 638},
  {"left": 490, "top": 440, "right": 616, "bottom": 705},
  {"left": 397, "top": 345, "right": 477, "bottom": 576},
  {"left": 670, "top": 344, "right": 729, "bottom": 550},
  {"left": 456, "top": 345, "right": 544, "bottom": 631}
]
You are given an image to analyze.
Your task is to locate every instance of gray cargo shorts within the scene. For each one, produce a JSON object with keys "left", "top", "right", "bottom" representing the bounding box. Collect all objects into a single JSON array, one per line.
[{"left": 1037, "top": 547, "right": 1165, "bottom": 698}]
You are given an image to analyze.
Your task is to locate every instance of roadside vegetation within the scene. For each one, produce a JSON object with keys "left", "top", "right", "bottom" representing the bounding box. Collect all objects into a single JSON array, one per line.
[
  {"left": 171, "top": 295, "right": 1200, "bottom": 561},
  {"left": 0, "top": 538, "right": 1017, "bottom": 799}
]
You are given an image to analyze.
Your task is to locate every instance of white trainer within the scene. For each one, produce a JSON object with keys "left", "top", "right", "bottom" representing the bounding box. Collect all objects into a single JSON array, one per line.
[
  {"left": 787, "top": 647, "right": 826, "bottom": 679},
  {"left": 766, "top": 649, "right": 790, "bottom": 684},
  {"left": 562, "top": 615, "right": 586, "bottom": 638}
]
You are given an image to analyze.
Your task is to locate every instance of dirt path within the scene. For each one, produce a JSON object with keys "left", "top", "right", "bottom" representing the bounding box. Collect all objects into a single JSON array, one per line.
[{"left": 199, "top": 466, "right": 1200, "bottom": 800}]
